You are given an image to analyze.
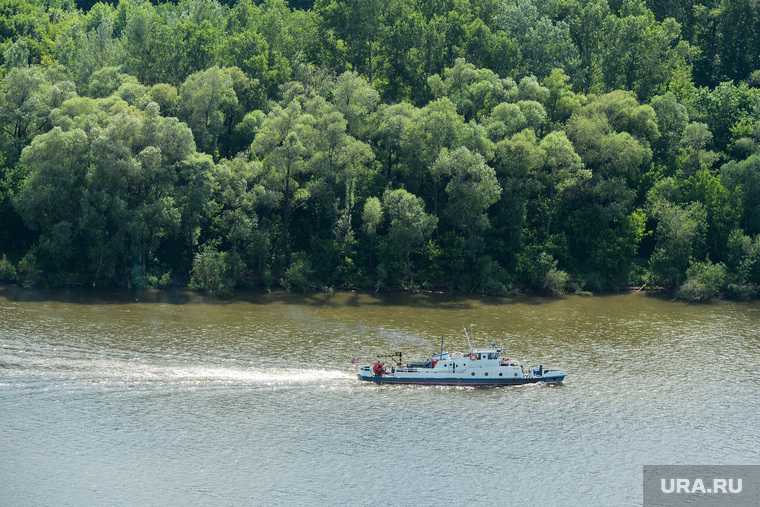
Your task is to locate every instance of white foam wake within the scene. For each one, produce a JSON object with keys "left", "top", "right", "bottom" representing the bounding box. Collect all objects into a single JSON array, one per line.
[
  {"left": 155, "top": 365, "right": 353, "bottom": 386},
  {"left": 0, "top": 343, "right": 353, "bottom": 388}
]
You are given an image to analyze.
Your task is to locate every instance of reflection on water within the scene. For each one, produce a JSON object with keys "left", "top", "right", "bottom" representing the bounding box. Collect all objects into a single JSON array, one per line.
[{"left": 1, "top": 288, "right": 759, "bottom": 506}]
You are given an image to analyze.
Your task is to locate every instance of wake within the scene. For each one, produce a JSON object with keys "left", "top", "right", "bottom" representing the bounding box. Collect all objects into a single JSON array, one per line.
[{"left": 0, "top": 341, "right": 353, "bottom": 389}]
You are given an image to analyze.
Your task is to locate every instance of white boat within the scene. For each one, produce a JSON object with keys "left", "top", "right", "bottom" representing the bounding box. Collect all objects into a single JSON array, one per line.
[{"left": 357, "top": 334, "right": 566, "bottom": 387}]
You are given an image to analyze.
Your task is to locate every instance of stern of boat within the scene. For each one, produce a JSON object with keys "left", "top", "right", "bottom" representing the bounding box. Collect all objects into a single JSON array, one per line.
[
  {"left": 357, "top": 364, "right": 382, "bottom": 382},
  {"left": 538, "top": 369, "right": 566, "bottom": 383},
  {"left": 530, "top": 365, "right": 566, "bottom": 384}
]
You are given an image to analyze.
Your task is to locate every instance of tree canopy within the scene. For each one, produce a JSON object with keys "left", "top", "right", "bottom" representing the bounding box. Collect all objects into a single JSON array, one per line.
[{"left": 1, "top": 0, "right": 760, "bottom": 301}]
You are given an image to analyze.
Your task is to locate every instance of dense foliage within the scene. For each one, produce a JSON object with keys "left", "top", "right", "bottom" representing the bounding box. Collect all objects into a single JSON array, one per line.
[{"left": 1, "top": 0, "right": 760, "bottom": 300}]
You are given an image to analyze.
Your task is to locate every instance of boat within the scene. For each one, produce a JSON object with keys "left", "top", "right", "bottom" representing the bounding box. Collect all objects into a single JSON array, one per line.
[{"left": 356, "top": 332, "right": 566, "bottom": 387}]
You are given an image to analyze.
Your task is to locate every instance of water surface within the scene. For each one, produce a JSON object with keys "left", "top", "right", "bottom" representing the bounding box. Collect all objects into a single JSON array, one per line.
[{"left": 1, "top": 289, "right": 759, "bottom": 505}]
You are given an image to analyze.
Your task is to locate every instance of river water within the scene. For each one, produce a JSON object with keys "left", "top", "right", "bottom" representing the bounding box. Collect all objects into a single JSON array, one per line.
[{"left": 1, "top": 288, "right": 758, "bottom": 506}]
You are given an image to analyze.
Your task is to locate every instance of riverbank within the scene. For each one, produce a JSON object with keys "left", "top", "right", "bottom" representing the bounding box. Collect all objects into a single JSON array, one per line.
[{"left": 0, "top": 281, "right": 751, "bottom": 308}]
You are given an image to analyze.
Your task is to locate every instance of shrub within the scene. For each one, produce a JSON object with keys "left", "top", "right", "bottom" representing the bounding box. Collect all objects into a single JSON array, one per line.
[
  {"left": 749, "top": 70, "right": 760, "bottom": 88},
  {"left": 724, "top": 283, "right": 757, "bottom": 301},
  {"left": 517, "top": 249, "right": 554, "bottom": 290},
  {"left": 16, "top": 252, "right": 41, "bottom": 288},
  {"left": 0, "top": 255, "right": 16, "bottom": 282},
  {"left": 544, "top": 267, "right": 569, "bottom": 296},
  {"left": 518, "top": 249, "right": 568, "bottom": 296},
  {"left": 147, "top": 271, "right": 172, "bottom": 289},
  {"left": 282, "top": 254, "right": 314, "bottom": 293},
  {"left": 189, "top": 245, "right": 243, "bottom": 296},
  {"left": 477, "top": 257, "right": 511, "bottom": 296},
  {"left": 677, "top": 260, "right": 727, "bottom": 302}
]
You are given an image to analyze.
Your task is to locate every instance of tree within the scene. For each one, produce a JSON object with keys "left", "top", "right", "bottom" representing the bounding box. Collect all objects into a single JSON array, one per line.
[
  {"left": 599, "top": 6, "right": 689, "bottom": 99},
  {"left": 179, "top": 66, "right": 239, "bottom": 155},
  {"left": 543, "top": 68, "right": 583, "bottom": 124},
  {"left": 13, "top": 91, "right": 208, "bottom": 287},
  {"left": 370, "top": 101, "right": 418, "bottom": 181},
  {"left": 252, "top": 100, "right": 311, "bottom": 266},
  {"left": 566, "top": 91, "right": 657, "bottom": 187},
  {"left": 566, "top": 0, "right": 611, "bottom": 93},
  {"left": 432, "top": 147, "right": 501, "bottom": 232},
  {"left": 721, "top": 155, "right": 760, "bottom": 235},
  {"left": 331, "top": 71, "right": 380, "bottom": 139},
  {"left": 484, "top": 103, "right": 527, "bottom": 141},
  {"left": 650, "top": 92, "right": 689, "bottom": 165},
  {"left": 714, "top": 0, "right": 759, "bottom": 83},
  {"left": 379, "top": 188, "right": 436, "bottom": 287},
  {"left": 497, "top": 0, "right": 579, "bottom": 79},
  {"left": 0, "top": 66, "right": 75, "bottom": 165},
  {"left": 362, "top": 196, "right": 383, "bottom": 235},
  {"left": 216, "top": 29, "right": 270, "bottom": 85},
  {"left": 648, "top": 201, "right": 707, "bottom": 289},
  {"left": 314, "top": 0, "right": 384, "bottom": 79},
  {"left": 427, "top": 58, "right": 516, "bottom": 121}
]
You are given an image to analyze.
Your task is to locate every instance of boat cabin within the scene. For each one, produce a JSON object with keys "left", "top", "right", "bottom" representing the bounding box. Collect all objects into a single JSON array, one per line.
[{"left": 387, "top": 347, "right": 525, "bottom": 379}]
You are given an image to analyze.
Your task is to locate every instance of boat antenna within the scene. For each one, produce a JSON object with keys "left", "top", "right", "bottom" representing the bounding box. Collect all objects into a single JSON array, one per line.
[
  {"left": 439, "top": 336, "right": 444, "bottom": 357},
  {"left": 464, "top": 327, "right": 473, "bottom": 351}
]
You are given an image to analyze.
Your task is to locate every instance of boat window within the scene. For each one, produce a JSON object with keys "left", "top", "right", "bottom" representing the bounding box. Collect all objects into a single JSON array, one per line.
[
  {"left": 499, "top": 373, "right": 503, "bottom": 376},
  {"left": 484, "top": 372, "right": 488, "bottom": 376},
  {"left": 471, "top": 372, "right": 475, "bottom": 376}
]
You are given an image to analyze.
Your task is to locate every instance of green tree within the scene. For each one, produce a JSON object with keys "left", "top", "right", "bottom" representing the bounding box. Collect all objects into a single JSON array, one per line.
[
  {"left": 252, "top": 99, "right": 312, "bottom": 266},
  {"left": 432, "top": 146, "right": 501, "bottom": 232},
  {"left": 721, "top": 155, "right": 760, "bottom": 235},
  {"left": 599, "top": 4, "right": 689, "bottom": 99},
  {"left": 189, "top": 243, "right": 244, "bottom": 295},
  {"left": 331, "top": 70, "right": 380, "bottom": 139},
  {"left": 427, "top": 58, "right": 516, "bottom": 121},
  {"left": 648, "top": 201, "right": 707, "bottom": 289},
  {"left": 379, "top": 188, "right": 436, "bottom": 287},
  {"left": 179, "top": 66, "right": 239, "bottom": 155}
]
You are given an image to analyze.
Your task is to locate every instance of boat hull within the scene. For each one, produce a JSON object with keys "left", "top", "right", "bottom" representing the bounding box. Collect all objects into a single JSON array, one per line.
[{"left": 357, "top": 374, "right": 564, "bottom": 386}]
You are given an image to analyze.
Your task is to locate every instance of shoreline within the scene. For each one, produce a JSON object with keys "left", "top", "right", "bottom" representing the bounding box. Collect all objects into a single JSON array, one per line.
[{"left": 0, "top": 282, "right": 749, "bottom": 305}]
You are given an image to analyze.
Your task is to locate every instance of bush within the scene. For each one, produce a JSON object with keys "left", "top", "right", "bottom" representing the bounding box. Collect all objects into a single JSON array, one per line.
[
  {"left": 16, "top": 252, "right": 41, "bottom": 288},
  {"left": 189, "top": 245, "right": 243, "bottom": 296},
  {"left": 0, "top": 255, "right": 16, "bottom": 282},
  {"left": 517, "top": 249, "right": 553, "bottom": 290},
  {"left": 282, "top": 254, "right": 314, "bottom": 293},
  {"left": 677, "top": 260, "right": 727, "bottom": 302},
  {"left": 544, "top": 267, "right": 569, "bottom": 296},
  {"left": 477, "top": 257, "right": 511, "bottom": 296},
  {"left": 749, "top": 70, "right": 760, "bottom": 88},
  {"left": 147, "top": 271, "right": 172, "bottom": 289},
  {"left": 518, "top": 249, "right": 568, "bottom": 296},
  {"left": 724, "top": 283, "right": 757, "bottom": 301}
]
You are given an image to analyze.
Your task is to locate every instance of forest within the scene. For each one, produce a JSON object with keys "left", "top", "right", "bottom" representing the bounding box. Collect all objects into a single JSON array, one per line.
[{"left": 0, "top": 0, "right": 759, "bottom": 301}]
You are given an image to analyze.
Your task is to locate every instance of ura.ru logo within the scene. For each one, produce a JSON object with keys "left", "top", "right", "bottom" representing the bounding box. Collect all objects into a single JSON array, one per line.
[{"left": 661, "top": 478, "right": 743, "bottom": 494}]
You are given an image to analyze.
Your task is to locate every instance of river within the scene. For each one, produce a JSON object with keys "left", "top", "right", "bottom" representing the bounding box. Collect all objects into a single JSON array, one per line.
[{"left": 1, "top": 288, "right": 758, "bottom": 506}]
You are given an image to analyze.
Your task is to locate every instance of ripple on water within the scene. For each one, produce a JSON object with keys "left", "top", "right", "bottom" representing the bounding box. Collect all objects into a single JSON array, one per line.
[{"left": 0, "top": 291, "right": 759, "bottom": 507}]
